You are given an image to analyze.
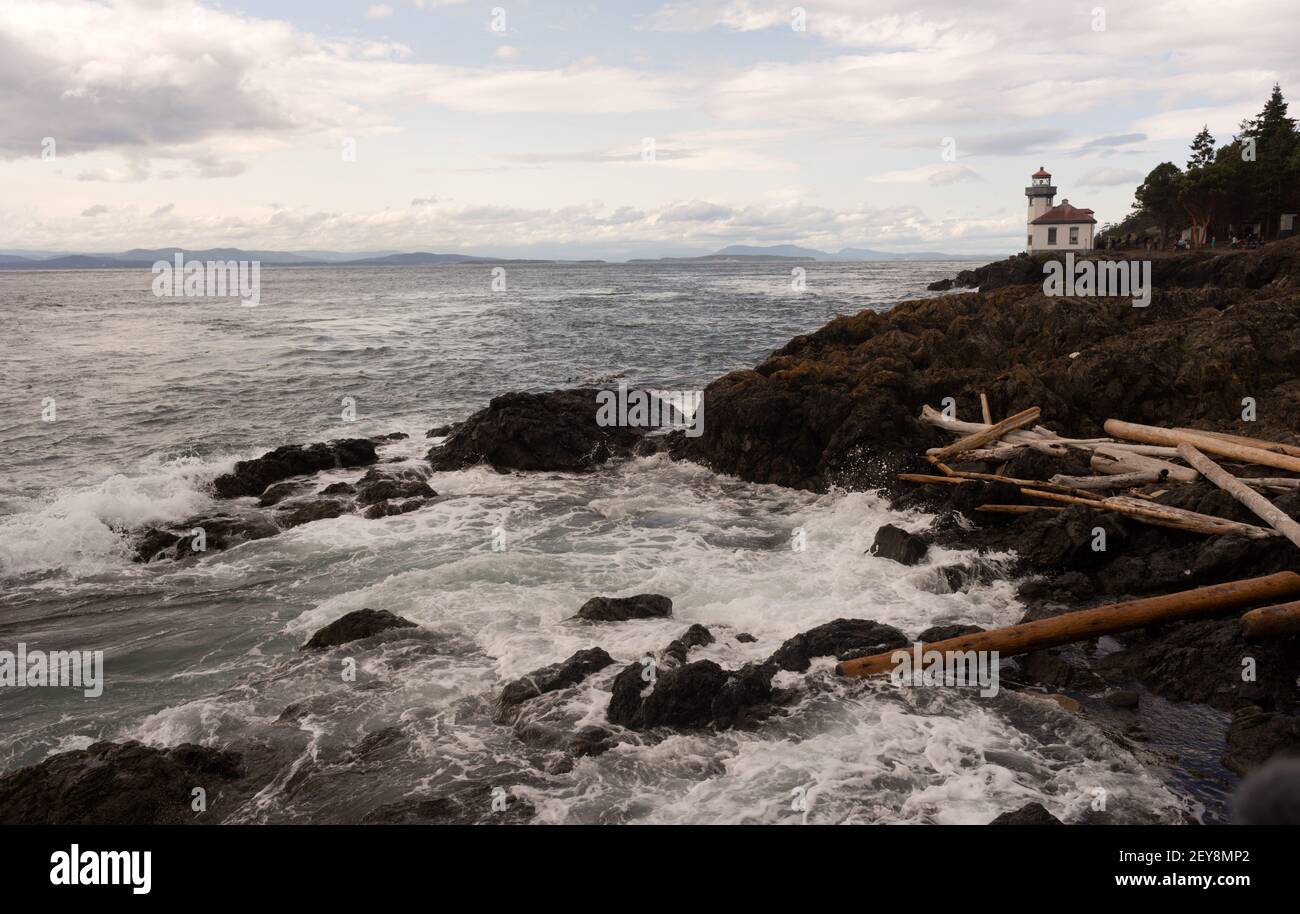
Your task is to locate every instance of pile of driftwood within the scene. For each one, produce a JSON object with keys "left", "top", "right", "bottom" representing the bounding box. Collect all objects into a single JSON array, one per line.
[
  {"left": 899, "top": 399, "right": 1300, "bottom": 549},
  {"left": 839, "top": 403, "right": 1300, "bottom": 682}
]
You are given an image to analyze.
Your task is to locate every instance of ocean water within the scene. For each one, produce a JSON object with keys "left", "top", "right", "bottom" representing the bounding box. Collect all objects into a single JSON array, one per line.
[{"left": 0, "top": 262, "right": 1195, "bottom": 823}]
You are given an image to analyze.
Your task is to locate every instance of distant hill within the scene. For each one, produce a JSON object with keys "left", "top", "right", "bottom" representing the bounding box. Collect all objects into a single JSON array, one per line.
[
  {"left": 716, "top": 244, "right": 994, "bottom": 262},
  {"left": 628, "top": 253, "right": 816, "bottom": 263}
]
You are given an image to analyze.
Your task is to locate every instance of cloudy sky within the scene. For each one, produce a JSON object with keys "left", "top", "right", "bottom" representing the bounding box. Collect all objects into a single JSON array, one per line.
[{"left": 1, "top": 0, "right": 1296, "bottom": 258}]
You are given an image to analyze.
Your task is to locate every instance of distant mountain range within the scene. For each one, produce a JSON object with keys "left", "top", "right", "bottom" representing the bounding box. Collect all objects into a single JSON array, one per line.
[
  {"left": 0, "top": 244, "right": 994, "bottom": 269},
  {"left": 713, "top": 244, "right": 994, "bottom": 261}
]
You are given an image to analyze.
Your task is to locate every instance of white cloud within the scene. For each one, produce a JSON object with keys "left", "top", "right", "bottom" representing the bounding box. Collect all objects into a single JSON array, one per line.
[
  {"left": 494, "top": 44, "right": 520, "bottom": 60},
  {"left": 1077, "top": 167, "right": 1145, "bottom": 188},
  {"left": 864, "top": 164, "right": 982, "bottom": 186},
  {"left": 367, "top": 5, "right": 394, "bottom": 19}
]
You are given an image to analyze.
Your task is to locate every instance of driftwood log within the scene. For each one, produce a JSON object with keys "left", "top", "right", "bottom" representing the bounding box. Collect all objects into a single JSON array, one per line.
[
  {"left": 930, "top": 407, "right": 1042, "bottom": 460},
  {"left": 837, "top": 572, "right": 1300, "bottom": 678},
  {"left": 1177, "top": 444, "right": 1300, "bottom": 550},
  {"left": 1241, "top": 601, "right": 1300, "bottom": 641},
  {"left": 1106, "top": 420, "right": 1300, "bottom": 474}
]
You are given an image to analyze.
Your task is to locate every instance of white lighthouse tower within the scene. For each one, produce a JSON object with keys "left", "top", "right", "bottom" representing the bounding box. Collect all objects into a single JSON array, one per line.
[{"left": 1026, "top": 166, "right": 1055, "bottom": 226}]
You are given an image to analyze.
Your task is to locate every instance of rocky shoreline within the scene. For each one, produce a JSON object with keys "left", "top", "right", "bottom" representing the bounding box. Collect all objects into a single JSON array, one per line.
[{"left": 4, "top": 239, "right": 1299, "bottom": 824}]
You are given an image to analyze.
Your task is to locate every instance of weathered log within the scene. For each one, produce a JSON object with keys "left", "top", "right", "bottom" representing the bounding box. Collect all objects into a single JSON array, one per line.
[
  {"left": 1021, "top": 489, "right": 1275, "bottom": 537},
  {"left": 1241, "top": 601, "right": 1300, "bottom": 641},
  {"left": 1105, "top": 420, "right": 1300, "bottom": 474},
  {"left": 1048, "top": 471, "right": 1163, "bottom": 490},
  {"left": 979, "top": 392, "right": 993, "bottom": 425},
  {"left": 1176, "top": 444, "right": 1300, "bottom": 551},
  {"left": 930, "top": 407, "right": 1042, "bottom": 460},
  {"left": 1093, "top": 446, "right": 1197, "bottom": 482},
  {"left": 837, "top": 573, "right": 1300, "bottom": 678},
  {"left": 898, "top": 473, "right": 969, "bottom": 485},
  {"left": 1175, "top": 428, "right": 1300, "bottom": 460}
]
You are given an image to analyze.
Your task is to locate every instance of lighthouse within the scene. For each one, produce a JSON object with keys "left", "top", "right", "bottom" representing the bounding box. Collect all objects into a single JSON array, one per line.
[
  {"left": 1025, "top": 166, "right": 1096, "bottom": 252},
  {"left": 1026, "top": 166, "right": 1056, "bottom": 224}
]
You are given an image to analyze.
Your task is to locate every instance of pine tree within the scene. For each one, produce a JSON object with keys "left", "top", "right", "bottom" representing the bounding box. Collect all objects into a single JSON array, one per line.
[{"left": 1187, "top": 126, "right": 1216, "bottom": 169}]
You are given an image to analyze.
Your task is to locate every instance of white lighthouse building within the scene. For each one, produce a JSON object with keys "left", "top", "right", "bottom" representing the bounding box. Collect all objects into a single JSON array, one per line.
[{"left": 1025, "top": 166, "right": 1095, "bottom": 252}]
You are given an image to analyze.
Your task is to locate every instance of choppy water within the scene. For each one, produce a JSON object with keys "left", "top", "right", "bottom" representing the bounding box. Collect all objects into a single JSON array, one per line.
[{"left": 0, "top": 262, "right": 1198, "bottom": 823}]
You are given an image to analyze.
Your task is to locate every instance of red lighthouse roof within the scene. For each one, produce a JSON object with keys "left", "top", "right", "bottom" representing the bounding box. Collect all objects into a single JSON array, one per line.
[
  {"left": 1032, "top": 166, "right": 1051, "bottom": 178},
  {"left": 1030, "top": 200, "right": 1096, "bottom": 225}
]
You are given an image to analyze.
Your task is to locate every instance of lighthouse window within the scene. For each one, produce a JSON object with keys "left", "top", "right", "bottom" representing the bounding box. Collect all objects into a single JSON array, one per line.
[{"left": 1047, "top": 228, "right": 1058, "bottom": 245}]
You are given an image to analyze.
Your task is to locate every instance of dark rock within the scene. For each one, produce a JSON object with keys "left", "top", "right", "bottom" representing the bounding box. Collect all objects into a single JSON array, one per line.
[
  {"left": 427, "top": 388, "right": 646, "bottom": 472},
  {"left": 576, "top": 593, "right": 673, "bottom": 622},
  {"left": 171, "top": 513, "right": 281, "bottom": 559},
  {"left": 276, "top": 497, "right": 350, "bottom": 529},
  {"left": 868, "top": 524, "right": 929, "bottom": 565},
  {"left": 710, "top": 662, "right": 776, "bottom": 730},
  {"left": 1103, "top": 689, "right": 1141, "bottom": 709},
  {"left": 133, "top": 528, "right": 181, "bottom": 562},
  {"left": 926, "top": 278, "right": 955, "bottom": 291},
  {"left": 319, "top": 482, "right": 356, "bottom": 496},
  {"left": 1232, "top": 758, "right": 1300, "bottom": 824},
  {"left": 634, "top": 660, "right": 732, "bottom": 729},
  {"left": 498, "top": 647, "right": 615, "bottom": 712},
  {"left": 353, "top": 466, "right": 435, "bottom": 506},
  {"left": 1020, "top": 649, "right": 1104, "bottom": 691},
  {"left": 362, "top": 497, "right": 430, "bottom": 520},
  {"left": 607, "top": 662, "right": 650, "bottom": 728},
  {"left": 569, "top": 725, "right": 618, "bottom": 758},
  {"left": 663, "top": 624, "right": 715, "bottom": 665},
  {"left": 767, "top": 618, "right": 910, "bottom": 672},
  {"left": 258, "top": 481, "right": 304, "bottom": 507},
  {"left": 362, "top": 785, "right": 535, "bottom": 824},
  {"left": 916, "top": 623, "right": 984, "bottom": 643},
  {"left": 1095, "top": 616, "right": 1300, "bottom": 712},
  {"left": 675, "top": 239, "right": 1300, "bottom": 494},
  {"left": 425, "top": 424, "right": 455, "bottom": 438},
  {"left": 372, "top": 432, "right": 409, "bottom": 441},
  {"left": 1222, "top": 706, "right": 1300, "bottom": 775},
  {"left": 988, "top": 802, "right": 1064, "bottom": 825},
  {"left": 301, "top": 608, "right": 418, "bottom": 650},
  {"left": 213, "top": 439, "right": 377, "bottom": 498},
  {"left": 735, "top": 632, "right": 757, "bottom": 643},
  {"left": 0, "top": 741, "right": 246, "bottom": 825}
]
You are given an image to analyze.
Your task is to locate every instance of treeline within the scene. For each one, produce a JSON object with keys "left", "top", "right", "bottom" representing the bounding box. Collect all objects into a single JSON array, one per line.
[{"left": 1105, "top": 85, "right": 1299, "bottom": 246}]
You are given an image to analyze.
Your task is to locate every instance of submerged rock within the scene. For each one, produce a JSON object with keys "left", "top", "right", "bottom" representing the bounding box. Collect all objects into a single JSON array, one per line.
[
  {"left": 276, "top": 497, "right": 351, "bottom": 529},
  {"left": 213, "top": 439, "right": 377, "bottom": 498},
  {"left": 576, "top": 593, "right": 673, "bottom": 622},
  {"left": 0, "top": 741, "right": 246, "bottom": 825},
  {"left": 987, "top": 802, "right": 1064, "bottom": 825},
  {"left": 301, "top": 608, "right": 418, "bottom": 651},
  {"left": 135, "top": 513, "right": 281, "bottom": 562},
  {"left": 498, "top": 647, "right": 615, "bottom": 713},
  {"left": 353, "top": 466, "right": 435, "bottom": 506},
  {"left": 427, "top": 388, "right": 646, "bottom": 472},
  {"left": 362, "top": 785, "right": 535, "bottom": 825}
]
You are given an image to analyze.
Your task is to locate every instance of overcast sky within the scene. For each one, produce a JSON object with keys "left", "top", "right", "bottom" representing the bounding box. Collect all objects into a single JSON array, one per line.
[{"left": 1, "top": 0, "right": 1296, "bottom": 258}]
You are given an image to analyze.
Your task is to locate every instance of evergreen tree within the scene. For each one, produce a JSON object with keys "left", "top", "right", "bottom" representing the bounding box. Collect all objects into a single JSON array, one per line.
[{"left": 1188, "top": 125, "right": 1216, "bottom": 169}]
